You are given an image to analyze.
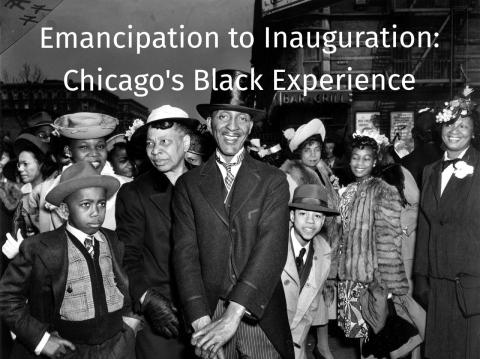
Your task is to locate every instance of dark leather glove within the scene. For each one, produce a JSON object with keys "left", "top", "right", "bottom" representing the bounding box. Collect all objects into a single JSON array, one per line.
[
  {"left": 413, "top": 275, "right": 430, "bottom": 310},
  {"left": 142, "top": 288, "right": 180, "bottom": 338}
]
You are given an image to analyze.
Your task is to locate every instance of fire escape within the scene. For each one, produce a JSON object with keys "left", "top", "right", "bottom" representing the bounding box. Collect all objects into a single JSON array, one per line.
[{"left": 373, "top": 0, "right": 477, "bottom": 115}]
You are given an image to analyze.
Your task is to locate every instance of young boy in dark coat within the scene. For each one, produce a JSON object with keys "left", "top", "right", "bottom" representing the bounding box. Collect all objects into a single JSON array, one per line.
[{"left": 0, "top": 162, "right": 138, "bottom": 359}]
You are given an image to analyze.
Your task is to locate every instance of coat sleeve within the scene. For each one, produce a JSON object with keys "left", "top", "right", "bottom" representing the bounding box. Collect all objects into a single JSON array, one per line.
[
  {"left": 115, "top": 183, "right": 148, "bottom": 309},
  {"left": 413, "top": 166, "right": 432, "bottom": 277},
  {"left": 0, "top": 239, "right": 49, "bottom": 352},
  {"left": 227, "top": 173, "right": 290, "bottom": 319},
  {"left": 400, "top": 167, "right": 420, "bottom": 236},
  {"left": 172, "top": 176, "right": 210, "bottom": 325}
]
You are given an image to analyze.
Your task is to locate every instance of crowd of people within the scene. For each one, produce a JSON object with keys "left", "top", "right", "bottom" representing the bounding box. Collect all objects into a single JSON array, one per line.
[{"left": 0, "top": 68, "right": 478, "bottom": 359}]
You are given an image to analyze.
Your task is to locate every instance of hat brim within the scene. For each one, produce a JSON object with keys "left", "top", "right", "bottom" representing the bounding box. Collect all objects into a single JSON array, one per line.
[
  {"left": 289, "top": 202, "right": 339, "bottom": 216},
  {"left": 45, "top": 175, "right": 120, "bottom": 206},
  {"left": 197, "top": 104, "right": 265, "bottom": 121},
  {"left": 56, "top": 126, "right": 117, "bottom": 140},
  {"left": 14, "top": 134, "right": 49, "bottom": 156}
]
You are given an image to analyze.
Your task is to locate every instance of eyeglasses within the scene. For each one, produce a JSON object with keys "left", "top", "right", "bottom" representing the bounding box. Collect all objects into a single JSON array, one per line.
[{"left": 149, "top": 120, "right": 175, "bottom": 130}]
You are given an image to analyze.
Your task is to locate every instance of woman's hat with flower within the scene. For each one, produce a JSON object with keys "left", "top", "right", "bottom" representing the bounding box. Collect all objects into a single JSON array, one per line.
[{"left": 283, "top": 118, "right": 326, "bottom": 152}]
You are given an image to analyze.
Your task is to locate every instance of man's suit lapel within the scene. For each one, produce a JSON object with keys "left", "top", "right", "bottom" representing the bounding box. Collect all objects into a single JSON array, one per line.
[
  {"left": 284, "top": 235, "right": 300, "bottom": 287},
  {"left": 425, "top": 160, "right": 442, "bottom": 207},
  {"left": 199, "top": 156, "right": 229, "bottom": 226},
  {"left": 39, "top": 226, "right": 68, "bottom": 312},
  {"left": 230, "top": 154, "right": 261, "bottom": 222},
  {"left": 440, "top": 147, "right": 478, "bottom": 213},
  {"left": 291, "top": 236, "right": 331, "bottom": 329}
]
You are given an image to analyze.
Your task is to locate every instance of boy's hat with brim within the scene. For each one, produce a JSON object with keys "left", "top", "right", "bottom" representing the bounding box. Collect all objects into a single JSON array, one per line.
[
  {"left": 289, "top": 184, "right": 339, "bottom": 215},
  {"left": 53, "top": 112, "right": 118, "bottom": 140},
  {"left": 46, "top": 162, "right": 120, "bottom": 206},
  {"left": 196, "top": 69, "right": 265, "bottom": 121}
]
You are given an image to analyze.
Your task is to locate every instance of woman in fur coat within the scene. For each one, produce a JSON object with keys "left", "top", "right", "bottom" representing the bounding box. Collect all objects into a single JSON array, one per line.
[
  {"left": 281, "top": 119, "right": 341, "bottom": 359},
  {"left": 337, "top": 135, "right": 410, "bottom": 342}
]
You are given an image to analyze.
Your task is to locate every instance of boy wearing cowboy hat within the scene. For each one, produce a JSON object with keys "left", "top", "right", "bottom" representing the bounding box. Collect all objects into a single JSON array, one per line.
[
  {"left": 23, "top": 112, "right": 131, "bottom": 235},
  {"left": 0, "top": 162, "right": 138, "bottom": 359},
  {"left": 282, "top": 184, "right": 338, "bottom": 359},
  {"left": 173, "top": 69, "right": 294, "bottom": 359}
]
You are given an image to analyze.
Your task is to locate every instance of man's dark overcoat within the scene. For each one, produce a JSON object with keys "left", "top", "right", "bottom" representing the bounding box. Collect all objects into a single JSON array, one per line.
[{"left": 172, "top": 153, "right": 294, "bottom": 359}]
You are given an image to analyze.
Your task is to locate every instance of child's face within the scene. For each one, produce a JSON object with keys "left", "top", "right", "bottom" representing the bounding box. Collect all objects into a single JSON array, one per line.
[
  {"left": 65, "top": 187, "right": 107, "bottom": 235},
  {"left": 290, "top": 209, "right": 325, "bottom": 243},
  {"left": 66, "top": 138, "right": 108, "bottom": 173}
]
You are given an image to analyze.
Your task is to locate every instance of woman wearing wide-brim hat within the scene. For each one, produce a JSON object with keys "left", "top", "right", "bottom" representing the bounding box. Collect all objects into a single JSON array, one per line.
[{"left": 414, "top": 88, "right": 480, "bottom": 359}]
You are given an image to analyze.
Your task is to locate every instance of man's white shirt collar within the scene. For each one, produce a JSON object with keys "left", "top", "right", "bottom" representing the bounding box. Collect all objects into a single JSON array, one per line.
[{"left": 290, "top": 227, "right": 311, "bottom": 259}]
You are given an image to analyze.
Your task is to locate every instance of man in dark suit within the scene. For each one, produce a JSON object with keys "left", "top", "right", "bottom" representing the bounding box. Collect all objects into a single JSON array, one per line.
[
  {"left": 173, "top": 69, "right": 294, "bottom": 359},
  {"left": 115, "top": 105, "right": 198, "bottom": 359}
]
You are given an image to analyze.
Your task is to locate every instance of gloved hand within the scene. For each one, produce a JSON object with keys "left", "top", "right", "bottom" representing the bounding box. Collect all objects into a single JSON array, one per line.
[
  {"left": 142, "top": 288, "right": 180, "bottom": 338},
  {"left": 413, "top": 275, "right": 430, "bottom": 310},
  {"left": 2, "top": 230, "right": 25, "bottom": 259}
]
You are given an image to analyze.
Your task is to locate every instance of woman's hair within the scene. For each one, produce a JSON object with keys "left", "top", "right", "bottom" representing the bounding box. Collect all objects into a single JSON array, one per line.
[
  {"left": 292, "top": 134, "right": 324, "bottom": 159},
  {"left": 351, "top": 135, "right": 379, "bottom": 155},
  {"left": 18, "top": 143, "right": 57, "bottom": 181}
]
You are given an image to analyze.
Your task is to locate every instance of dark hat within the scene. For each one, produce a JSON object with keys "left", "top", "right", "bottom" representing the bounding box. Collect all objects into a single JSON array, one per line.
[
  {"left": 196, "top": 69, "right": 265, "bottom": 121},
  {"left": 289, "top": 184, "right": 339, "bottom": 215},
  {"left": 26, "top": 111, "right": 53, "bottom": 129},
  {"left": 14, "top": 133, "right": 50, "bottom": 157},
  {"left": 46, "top": 162, "right": 120, "bottom": 206}
]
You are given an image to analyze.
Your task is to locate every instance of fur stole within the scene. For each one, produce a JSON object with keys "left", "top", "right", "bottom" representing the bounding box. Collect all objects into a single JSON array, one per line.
[{"left": 338, "top": 177, "right": 409, "bottom": 295}]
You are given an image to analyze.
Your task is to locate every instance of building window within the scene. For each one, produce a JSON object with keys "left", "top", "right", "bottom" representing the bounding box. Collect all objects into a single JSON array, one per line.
[{"left": 303, "top": 47, "right": 323, "bottom": 77}]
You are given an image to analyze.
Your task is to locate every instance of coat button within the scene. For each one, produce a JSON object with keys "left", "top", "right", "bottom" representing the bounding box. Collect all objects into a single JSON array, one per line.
[
  {"left": 439, "top": 220, "right": 444, "bottom": 226},
  {"left": 306, "top": 283, "right": 311, "bottom": 288},
  {"left": 67, "top": 286, "right": 72, "bottom": 293},
  {"left": 284, "top": 279, "right": 290, "bottom": 286}
]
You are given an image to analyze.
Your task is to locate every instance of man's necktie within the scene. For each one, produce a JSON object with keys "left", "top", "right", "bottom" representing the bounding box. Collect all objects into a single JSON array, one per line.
[
  {"left": 84, "top": 236, "right": 94, "bottom": 258},
  {"left": 215, "top": 152, "right": 245, "bottom": 192},
  {"left": 295, "top": 248, "right": 306, "bottom": 274},
  {"left": 442, "top": 158, "right": 461, "bottom": 171}
]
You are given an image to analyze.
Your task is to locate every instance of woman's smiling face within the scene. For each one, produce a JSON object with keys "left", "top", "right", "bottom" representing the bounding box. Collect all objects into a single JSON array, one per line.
[{"left": 350, "top": 146, "right": 376, "bottom": 181}]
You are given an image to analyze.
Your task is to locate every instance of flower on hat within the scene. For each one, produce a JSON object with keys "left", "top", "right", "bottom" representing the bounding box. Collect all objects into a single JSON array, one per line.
[
  {"left": 283, "top": 128, "right": 295, "bottom": 141},
  {"left": 125, "top": 119, "right": 145, "bottom": 141},
  {"left": 353, "top": 128, "right": 390, "bottom": 147},
  {"left": 436, "top": 86, "right": 477, "bottom": 124},
  {"left": 453, "top": 160, "right": 474, "bottom": 179}
]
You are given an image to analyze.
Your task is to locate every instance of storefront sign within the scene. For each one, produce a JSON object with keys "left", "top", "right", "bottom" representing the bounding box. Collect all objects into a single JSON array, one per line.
[
  {"left": 390, "top": 111, "right": 414, "bottom": 156},
  {"left": 355, "top": 112, "right": 380, "bottom": 133},
  {"left": 262, "top": 0, "right": 341, "bottom": 17},
  {"left": 273, "top": 90, "right": 352, "bottom": 106}
]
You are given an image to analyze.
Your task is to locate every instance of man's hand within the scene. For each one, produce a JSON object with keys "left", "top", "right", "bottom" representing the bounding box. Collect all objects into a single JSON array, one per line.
[
  {"left": 142, "top": 288, "right": 180, "bottom": 338},
  {"left": 191, "top": 302, "right": 245, "bottom": 359},
  {"left": 2, "top": 229, "right": 25, "bottom": 259},
  {"left": 41, "top": 332, "right": 75, "bottom": 358}
]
